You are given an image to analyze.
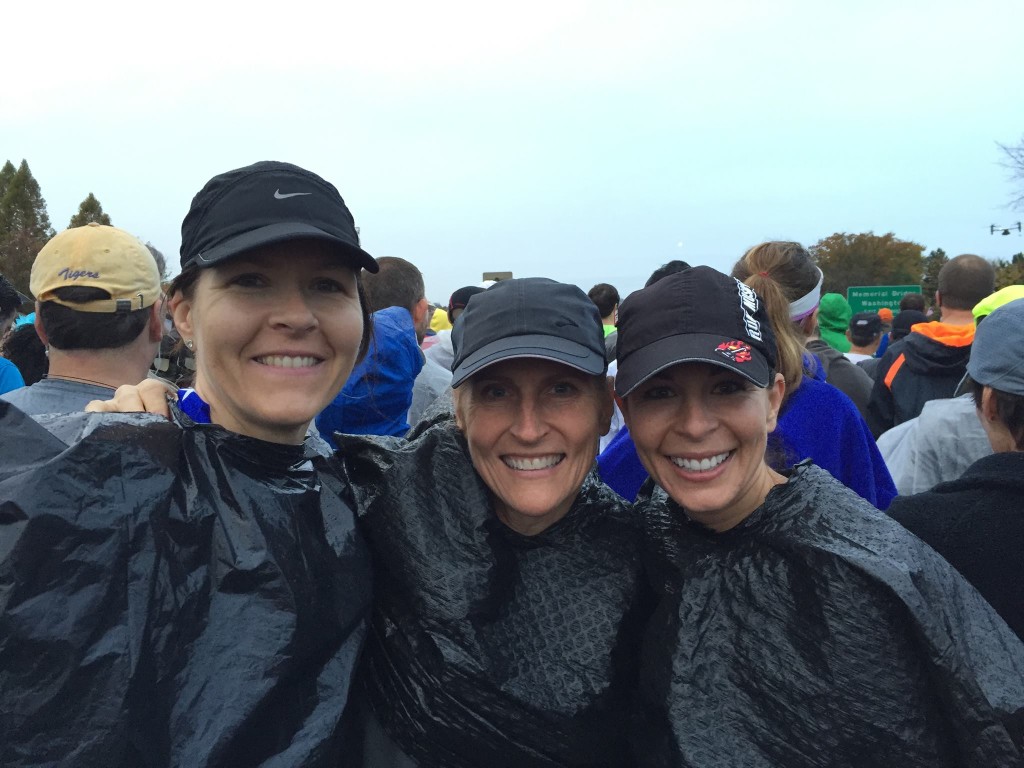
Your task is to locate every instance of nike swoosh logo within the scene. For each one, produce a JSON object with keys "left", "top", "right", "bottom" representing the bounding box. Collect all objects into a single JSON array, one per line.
[{"left": 274, "top": 190, "right": 312, "bottom": 199}]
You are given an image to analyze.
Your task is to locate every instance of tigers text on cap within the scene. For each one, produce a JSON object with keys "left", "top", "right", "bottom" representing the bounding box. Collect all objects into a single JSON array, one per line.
[
  {"left": 450, "top": 277, "right": 607, "bottom": 388},
  {"left": 615, "top": 266, "right": 778, "bottom": 397},
  {"left": 30, "top": 224, "right": 162, "bottom": 313},
  {"left": 967, "top": 298, "right": 1024, "bottom": 397},
  {"left": 179, "top": 161, "right": 378, "bottom": 273}
]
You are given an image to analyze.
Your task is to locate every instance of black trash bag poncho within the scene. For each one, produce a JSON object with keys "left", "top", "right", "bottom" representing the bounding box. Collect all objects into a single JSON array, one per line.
[
  {"left": 633, "top": 462, "right": 1024, "bottom": 768},
  {"left": 0, "top": 403, "right": 372, "bottom": 768},
  {"left": 334, "top": 420, "right": 651, "bottom": 767}
]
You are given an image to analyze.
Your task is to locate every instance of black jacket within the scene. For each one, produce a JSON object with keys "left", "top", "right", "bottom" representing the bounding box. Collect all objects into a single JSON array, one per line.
[
  {"left": 888, "top": 451, "right": 1024, "bottom": 641},
  {"left": 634, "top": 462, "right": 1024, "bottom": 767},
  {"left": 337, "top": 421, "right": 650, "bottom": 768},
  {"left": 866, "top": 322, "right": 974, "bottom": 436},
  {"left": 0, "top": 404, "right": 372, "bottom": 768}
]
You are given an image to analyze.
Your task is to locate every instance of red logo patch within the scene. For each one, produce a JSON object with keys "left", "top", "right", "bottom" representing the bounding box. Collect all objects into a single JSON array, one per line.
[{"left": 715, "top": 340, "right": 752, "bottom": 363}]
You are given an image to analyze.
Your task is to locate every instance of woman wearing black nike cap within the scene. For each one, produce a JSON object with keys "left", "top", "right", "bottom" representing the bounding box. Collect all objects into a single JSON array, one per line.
[{"left": 0, "top": 161, "right": 378, "bottom": 767}]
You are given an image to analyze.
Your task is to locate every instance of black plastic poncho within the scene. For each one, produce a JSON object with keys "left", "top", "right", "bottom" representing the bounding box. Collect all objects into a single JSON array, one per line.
[
  {"left": 0, "top": 403, "right": 372, "bottom": 768},
  {"left": 633, "top": 462, "right": 1024, "bottom": 767},
  {"left": 334, "top": 420, "right": 651, "bottom": 767}
]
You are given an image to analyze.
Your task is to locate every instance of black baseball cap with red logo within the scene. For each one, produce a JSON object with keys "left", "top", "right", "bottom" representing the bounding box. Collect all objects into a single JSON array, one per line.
[{"left": 615, "top": 265, "right": 778, "bottom": 396}]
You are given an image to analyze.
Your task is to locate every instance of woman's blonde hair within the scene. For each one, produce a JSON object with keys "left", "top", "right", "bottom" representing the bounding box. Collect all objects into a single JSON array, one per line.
[{"left": 731, "top": 241, "right": 820, "bottom": 400}]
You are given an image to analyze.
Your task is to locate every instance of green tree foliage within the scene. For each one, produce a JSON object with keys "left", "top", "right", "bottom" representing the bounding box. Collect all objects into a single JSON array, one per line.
[
  {"left": 0, "top": 161, "right": 16, "bottom": 201},
  {"left": 808, "top": 231, "right": 925, "bottom": 296},
  {"left": 69, "top": 192, "right": 112, "bottom": 228},
  {"left": 0, "top": 160, "right": 55, "bottom": 296},
  {"left": 993, "top": 252, "right": 1024, "bottom": 290},
  {"left": 920, "top": 248, "right": 948, "bottom": 304}
]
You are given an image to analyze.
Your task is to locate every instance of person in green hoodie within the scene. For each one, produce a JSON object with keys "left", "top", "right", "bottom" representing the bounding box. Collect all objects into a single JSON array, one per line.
[{"left": 815, "top": 292, "right": 852, "bottom": 352}]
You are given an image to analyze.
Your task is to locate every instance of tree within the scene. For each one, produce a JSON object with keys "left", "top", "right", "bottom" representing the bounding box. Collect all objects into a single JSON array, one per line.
[
  {"left": 0, "top": 161, "right": 16, "bottom": 202},
  {"left": 999, "top": 135, "right": 1024, "bottom": 211},
  {"left": 69, "top": 192, "right": 112, "bottom": 227},
  {"left": 0, "top": 229, "right": 42, "bottom": 298},
  {"left": 920, "top": 248, "right": 948, "bottom": 303},
  {"left": 145, "top": 242, "right": 171, "bottom": 283},
  {"left": 0, "top": 159, "right": 55, "bottom": 296},
  {"left": 993, "top": 253, "right": 1024, "bottom": 290},
  {"left": 808, "top": 231, "right": 925, "bottom": 296}
]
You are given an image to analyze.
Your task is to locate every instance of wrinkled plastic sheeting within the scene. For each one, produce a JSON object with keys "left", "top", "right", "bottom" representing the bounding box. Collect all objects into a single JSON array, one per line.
[
  {"left": 0, "top": 402, "right": 372, "bottom": 768},
  {"left": 633, "top": 462, "right": 1024, "bottom": 768},
  {"left": 334, "top": 420, "right": 651, "bottom": 767}
]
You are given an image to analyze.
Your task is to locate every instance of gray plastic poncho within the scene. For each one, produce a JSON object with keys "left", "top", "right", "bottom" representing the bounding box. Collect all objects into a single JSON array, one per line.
[
  {"left": 633, "top": 462, "right": 1024, "bottom": 768},
  {"left": 0, "top": 403, "right": 372, "bottom": 768},
  {"left": 335, "top": 420, "right": 651, "bottom": 767}
]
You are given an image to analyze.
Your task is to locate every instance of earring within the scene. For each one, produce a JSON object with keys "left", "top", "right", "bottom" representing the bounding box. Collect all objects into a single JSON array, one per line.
[{"left": 185, "top": 339, "right": 194, "bottom": 351}]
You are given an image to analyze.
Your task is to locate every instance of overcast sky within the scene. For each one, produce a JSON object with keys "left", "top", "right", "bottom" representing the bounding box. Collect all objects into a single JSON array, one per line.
[{"left": 4, "top": 0, "right": 1022, "bottom": 303}]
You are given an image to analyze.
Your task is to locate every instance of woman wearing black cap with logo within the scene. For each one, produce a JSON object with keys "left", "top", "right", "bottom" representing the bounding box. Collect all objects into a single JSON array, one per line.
[
  {"left": 614, "top": 266, "right": 1024, "bottom": 767},
  {"left": 0, "top": 161, "right": 377, "bottom": 767},
  {"left": 888, "top": 297, "right": 1024, "bottom": 641}
]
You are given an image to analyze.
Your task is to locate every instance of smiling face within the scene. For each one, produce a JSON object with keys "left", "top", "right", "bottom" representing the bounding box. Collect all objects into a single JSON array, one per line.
[
  {"left": 621, "top": 362, "right": 786, "bottom": 532},
  {"left": 453, "top": 358, "right": 613, "bottom": 536},
  {"left": 170, "top": 240, "right": 364, "bottom": 444}
]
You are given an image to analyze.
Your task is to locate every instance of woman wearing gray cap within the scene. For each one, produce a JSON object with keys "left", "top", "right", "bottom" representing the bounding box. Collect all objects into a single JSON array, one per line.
[
  {"left": 889, "top": 297, "right": 1024, "bottom": 641},
  {"left": 340, "top": 277, "right": 646, "bottom": 767},
  {"left": 614, "top": 266, "right": 1024, "bottom": 767}
]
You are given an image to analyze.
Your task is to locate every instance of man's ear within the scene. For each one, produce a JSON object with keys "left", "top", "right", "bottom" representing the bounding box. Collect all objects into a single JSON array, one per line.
[
  {"left": 147, "top": 301, "right": 165, "bottom": 343},
  {"left": 33, "top": 304, "right": 49, "bottom": 347},
  {"left": 412, "top": 297, "right": 429, "bottom": 327},
  {"left": 845, "top": 329, "right": 853, "bottom": 343},
  {"left": 934, "top": 290, "right": 942, "bottom": 309},
  {"left": 980, "top": 386, "right": 999, "bottom": 422}
]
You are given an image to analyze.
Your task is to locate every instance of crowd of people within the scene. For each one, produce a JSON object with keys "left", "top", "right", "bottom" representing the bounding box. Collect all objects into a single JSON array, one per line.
[{"left": 0, "top": 160, "right": 1022, "bottom": 767}]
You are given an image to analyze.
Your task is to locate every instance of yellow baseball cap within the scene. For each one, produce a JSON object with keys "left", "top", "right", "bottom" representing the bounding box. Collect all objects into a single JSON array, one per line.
[
  {"left": 31, "top": 223, "right": 162, "bottom": 313},
  {"left": 973, "top": 285, "right": 1024, "bottom": 322}
]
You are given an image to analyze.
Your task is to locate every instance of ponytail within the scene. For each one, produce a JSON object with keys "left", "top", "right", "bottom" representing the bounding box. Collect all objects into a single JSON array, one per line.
[{"left": 731, "top": 241, "right": 820, "bottom": 401}]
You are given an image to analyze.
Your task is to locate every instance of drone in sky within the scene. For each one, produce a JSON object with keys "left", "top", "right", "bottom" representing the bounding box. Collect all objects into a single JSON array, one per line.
[{"left": 990, "top": 222, "right": 1022, "bottom": 235}]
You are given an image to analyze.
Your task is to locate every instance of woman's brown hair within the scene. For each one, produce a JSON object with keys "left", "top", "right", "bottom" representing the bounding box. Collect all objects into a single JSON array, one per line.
[{"left": 731, "top": 241, "right": 820, "bottom": 402}]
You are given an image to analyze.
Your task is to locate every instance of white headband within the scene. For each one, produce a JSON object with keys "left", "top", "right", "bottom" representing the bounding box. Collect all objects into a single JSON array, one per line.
[{"left": 789, "top": 267, "right": 824, "bottom": 321}]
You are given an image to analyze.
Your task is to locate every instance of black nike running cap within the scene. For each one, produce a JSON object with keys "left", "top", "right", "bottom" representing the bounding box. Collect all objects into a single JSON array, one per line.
[
  {"left": 450, "top": 277, "right": 607, "bottom": 388},
  {"left": 179, "top": 160, "right": 378, "bottom": 272}
]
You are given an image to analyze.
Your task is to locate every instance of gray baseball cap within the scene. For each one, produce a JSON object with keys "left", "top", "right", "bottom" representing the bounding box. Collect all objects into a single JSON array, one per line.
[
  {"left": 967, "top": 298, "right": 1024, "bottom": 396},
  {"left": 450, "top": 277, "right": 607, "bottom": 388}
]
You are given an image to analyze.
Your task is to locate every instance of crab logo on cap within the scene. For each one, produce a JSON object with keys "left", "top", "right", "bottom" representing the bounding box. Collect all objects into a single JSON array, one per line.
[{"left": 716, "top": 340, "right": 752, "bottom": 363}]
